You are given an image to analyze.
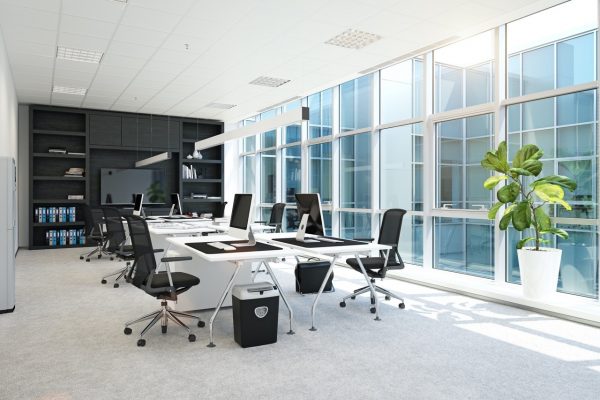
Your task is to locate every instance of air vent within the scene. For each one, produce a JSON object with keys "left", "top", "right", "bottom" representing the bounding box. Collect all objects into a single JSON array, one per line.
[
  {"left": 325, "top": 29, "right": 381, "bottom": 49},
  {"left": 53, "top": 86, "right": 87, "bottom": 96},
  {"left": 249, "top": 76, "right": 291, "bottom": 88},
  {"left": 56, "top": 46, "right": 103, "bottom": 63},
  {"left": 205, "top": 102, "right": 236, "bottom": 110}
]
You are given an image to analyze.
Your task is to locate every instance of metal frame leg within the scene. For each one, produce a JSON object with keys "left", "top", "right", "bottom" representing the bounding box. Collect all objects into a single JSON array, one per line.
[
  {"left": 170, "top": 310, "right": 203, "bottom": 323},
  {"left": 354, "top": 254, "right": 381, "bottom": 321},
  {"left": 125, "top": 310, "right": 160, "bottom": 327},
  {"left": 207, "top": 262, "right": 242, "bottom": 348},
  {"left": 262, "top": 260, "right": 294, "bottom": 335},
  {"left": 139, "top": 313, "right": 162, "bottom": 338},
  {"left": 166, "top": 312, "right": 191, "bottom": 333},
  {"left": 310, "top": 254, "right": 339, "bottom": 331}
]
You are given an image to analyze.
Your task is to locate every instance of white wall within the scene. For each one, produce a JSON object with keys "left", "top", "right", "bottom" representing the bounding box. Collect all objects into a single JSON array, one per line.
[{"left": 0, "top": 28, "right": 19, "bottom": 248}]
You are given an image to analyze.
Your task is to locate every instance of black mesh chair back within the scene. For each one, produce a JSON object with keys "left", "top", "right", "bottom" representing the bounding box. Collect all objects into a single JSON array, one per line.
[
  {"left": 124, "top": 215, "right": 158, "bottom": 288},
  {"left": 102, "top": 207, "right": 127, "bottom": 252},
  {"left": 81, "top": 204, "right": 97, "bottom": 236},
  {"left": 378, "top": 209, "right": 406, "bottom": 247},
  {"left": 269, "top": 203, "right": 286, "bottom": 232}
]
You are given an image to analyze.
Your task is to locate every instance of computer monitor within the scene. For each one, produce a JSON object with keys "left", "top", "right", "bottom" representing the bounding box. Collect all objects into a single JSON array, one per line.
[
  {"left": 295, "top": 193, "right": 325, "bottom": 236},
  {"left": 132, "top": 193, "right": 144, "bottom": 216},
  {"left": 228, "top": 193, "right": 254, "bottom": 239},
  {"left": 170, "top": 193, "right": 183, "bottom": 216}
]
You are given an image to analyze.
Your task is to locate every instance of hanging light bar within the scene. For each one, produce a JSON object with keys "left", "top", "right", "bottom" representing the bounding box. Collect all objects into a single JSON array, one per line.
[
  {"left": 135, "top": 151, "right": 171, "bottom": 168},
  {"left": 194, "top": 106, "right": 309, "bottom": 151}
]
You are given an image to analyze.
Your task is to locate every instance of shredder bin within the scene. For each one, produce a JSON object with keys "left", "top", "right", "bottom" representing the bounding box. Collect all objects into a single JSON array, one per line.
[{"left": 232, "top": 282, "right": 279, "bottom": 348}]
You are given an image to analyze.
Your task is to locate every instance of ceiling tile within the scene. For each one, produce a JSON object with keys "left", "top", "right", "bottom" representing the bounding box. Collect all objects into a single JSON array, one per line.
[
  {"left": 127, "top": 0, "right": 197, "bottom": 15},
  {"left": 112, "top": 25, "right": 169, "bottom": 47},
  {"left": 120, "top": 5, "right": 182, "bottom": 33},
  {"left": 106, "top": 40, "right": 156, "bottom": 59},
  {"left": 0, "top": 4, "right": 59, "bottom": 31},
  {"left": 60, "top": 15, "right": 117, "bottom": 39},
  {"left": 0, "top": 0, "right": 60, "bottom": 13},
  {"left": 62, "top": 0, "right": 126, "bottom": 23},
  {"left": 1, "top": 25, "right": 56, "bottom": 46},
  {"left": 57, "top": 32, "right": 110, "bottom": 51}
]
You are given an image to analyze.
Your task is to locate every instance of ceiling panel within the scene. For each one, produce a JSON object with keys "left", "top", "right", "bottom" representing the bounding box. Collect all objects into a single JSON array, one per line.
[
  {"left": 62, "top": 0, "right": 125, "bottom": 23},
  {"left": 120, "top": 5, "right": 182, "bottom": 33},
  {"left": 59, "top": 15, "right": 117, "bottom": 39}
]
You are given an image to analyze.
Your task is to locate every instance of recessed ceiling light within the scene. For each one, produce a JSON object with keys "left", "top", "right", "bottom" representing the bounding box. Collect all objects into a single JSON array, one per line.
[
  {"left": 56, "top": 46, "right": 103, "bottom": 63},
  {"left": 53, "top": 86, "right": 87, "bottom": 96},
  {"left": 206, "top": 102, "right": 236, "bottom": 110},
  {"left": 249, "top": 76, "right": 291, "bottom": 88},
  {"left": 325, "top": 29, "right": 381, "bottom": 49}
]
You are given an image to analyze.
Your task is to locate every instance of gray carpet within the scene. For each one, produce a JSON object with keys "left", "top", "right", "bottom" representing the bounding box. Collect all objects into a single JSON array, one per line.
[{"left": 1, "top": 248, "right": 600, "bottom": 400}]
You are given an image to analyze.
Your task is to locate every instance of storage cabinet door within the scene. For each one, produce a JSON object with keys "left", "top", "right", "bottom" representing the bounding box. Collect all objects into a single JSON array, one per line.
[
  {"left": 151, "top": 117, "right": 169, "bottom": 149},
  {"left": 122, "top": 117, "right": 151, "bottom": 148},
  {"left": 168, "top": 119, "right": 180, "bottom": 150},
  {"left": 89, "top": 115, "right": 122, "bottom": 146}
]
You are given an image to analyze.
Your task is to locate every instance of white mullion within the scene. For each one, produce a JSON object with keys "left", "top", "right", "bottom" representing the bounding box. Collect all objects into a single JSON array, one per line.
[
  {"left": 430, "top": 102, "right": 497, "bottom": 123},
  {"left": 372, "top": 71, "right": 381, "bottom": 237},
  {"left": 423, "top": 51, "right": 434, "bottom": 270},
  {"left": 331, "top": 85, "right": 340, "bottom": 236},
  {"left": 502, "top": 81, "right": 599, "bottom": 107}
]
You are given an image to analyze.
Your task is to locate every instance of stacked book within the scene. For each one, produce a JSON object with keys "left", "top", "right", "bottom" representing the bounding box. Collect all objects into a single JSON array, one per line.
[
  {"left": 64, "top": 167, "right": 84, "bottom": 177},
  {"left": 182, "top": 164, "right": 199, "bottom": 180},
  {"left": 48, "top": 148, "right": 67, "bottom": 154}
]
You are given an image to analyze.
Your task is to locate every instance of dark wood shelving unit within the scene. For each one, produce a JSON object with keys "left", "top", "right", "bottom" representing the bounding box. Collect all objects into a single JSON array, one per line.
[
  {"left": 32, "top": 129, "right": 86, "bottom": 137},
  {"left": 30, "top": 244, "right": 87, "bottom": 250},
  {"left": 33, "top": 176, "right": 86, "bottom": 181},
  {"left": 32, "top": 222, "right": 86, "bottom": 227},
  {"left": 32, "top": 153, "right": 86, "bottom": 159},
  {"left": 182, "top": 198, "right": 223, "bottom": 203}
]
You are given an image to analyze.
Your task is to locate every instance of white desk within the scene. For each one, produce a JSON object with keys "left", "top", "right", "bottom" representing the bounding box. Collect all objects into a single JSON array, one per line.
[
  {"left": 256, "top": 233, "right": 391, "bottom": 329},
  {"left": 167, "top": 235, "right": 301, "bottom": 347}
]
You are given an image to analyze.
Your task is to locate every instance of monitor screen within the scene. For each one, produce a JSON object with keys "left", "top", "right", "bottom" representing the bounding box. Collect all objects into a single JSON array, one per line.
[
  {"left": 171, "top": 193, "right": 183, "bottom": 215},
  {"left": 230, "top": 194, "right": 253, "bottom": 230},
  {"left": 133, "top": 193, "right": 144, "bottom": 216},
  {"left": 295, "top": 193, "right": 324, "bottom": 235},
  {"left": 101, "top": 168, "right": 167, "bottom": 205}
]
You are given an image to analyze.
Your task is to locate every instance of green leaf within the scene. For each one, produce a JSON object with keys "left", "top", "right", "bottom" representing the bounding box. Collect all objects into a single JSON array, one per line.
[
  {"left": 483, "top": 175, "right": 508, "bottom": 190},
  {"left": 499, "top": 212, "right": 513, "bottom": 230},
  {"left": 512, "top": 201, "right": 532, "bottom": 231},
  {"left": 513, "top": 144, "right": 543, "bottom": 168},
  {"left": 509, "top": 167, "right": 533, "bottom": 176},
  {"left": 481, "top": 151, "right": 506, "bottom": 173},
  {"left": 534, "top": 207, "right": 551, "bottom": 231},
  {"left": 487, "top": 202, "right": 503, "bottom": 219},
  {"left": 532, "top": 175, "right": 577, "bottom": 192},
  {"left": 521, "top": 159, "right": 543, "bottom": 176},
  {"left": 541, "top": 228, "right": 569, "bottom": 240},
  {"left": 517, "top": 237, "right": 536, "bottom": 249},
  {"left": 504, "top": 204, "right": 517, "bottom": 216},
  {"left": 497, "top": 141, "right": 507, "bottom": 164},
  {"left": 534, "top": 183, "right": 572, "bottom": 211},
  {"left": 497, "top": 182, "right": 520, "bottom": 203}
]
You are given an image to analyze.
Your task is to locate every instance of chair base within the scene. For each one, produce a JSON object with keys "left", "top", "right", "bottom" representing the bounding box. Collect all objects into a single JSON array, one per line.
[
  {"left": 124, "top": 301, "right": 204, "bottom": 346},
  {"left": 101, "top": 262, "right": 130, "bottom": 288},
  {"left": 79, "top": 245, "right": 112, "bottom": 262},
  {"left": 341, "top": 284, "right": 404, "bottom": 307}
]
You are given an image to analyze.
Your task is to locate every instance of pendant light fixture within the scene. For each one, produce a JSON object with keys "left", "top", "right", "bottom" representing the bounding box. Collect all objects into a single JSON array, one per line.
[{"left": 135, "top": 114, "right": 172, "bottom": 168}]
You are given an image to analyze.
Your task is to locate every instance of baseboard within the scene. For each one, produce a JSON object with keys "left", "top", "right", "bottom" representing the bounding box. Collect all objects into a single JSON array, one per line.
[{"left": 0, "top": 305, "right": 15, "bottom": 314}]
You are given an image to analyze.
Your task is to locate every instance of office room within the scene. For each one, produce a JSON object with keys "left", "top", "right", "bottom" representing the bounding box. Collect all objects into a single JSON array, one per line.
[{"left": 1, "top": 0, "right": 600, "bottom": 398}]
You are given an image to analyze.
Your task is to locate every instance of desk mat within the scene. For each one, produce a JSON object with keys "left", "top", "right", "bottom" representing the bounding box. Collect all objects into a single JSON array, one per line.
[
  {"left": 185, "top": 240, "right": 282, "bottom": 254},
  {"left": 274, "top": 237, "right": 366, "bottom": 248}
]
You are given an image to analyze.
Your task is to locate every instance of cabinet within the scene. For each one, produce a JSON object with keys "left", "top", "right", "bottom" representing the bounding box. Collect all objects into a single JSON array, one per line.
[{"left": 89, "top": 114, "right": 122, "bottom": 146}]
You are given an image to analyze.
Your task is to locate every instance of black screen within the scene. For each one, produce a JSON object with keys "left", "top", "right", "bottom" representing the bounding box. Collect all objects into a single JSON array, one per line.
[
  {"left": 295, "top": 193, "right": 324, "bottom": 235},
  {"left": 171, "top": 193, "right": 182, "bottom": 215},
  {"left": 133, "top": 193, "right": 144, "bottom": 212},
  {"left": 230, "top": 194, "right": 253, "bottom": 230},
  {"left": 101, "top": 168, "right": 166, "bottom": 205}
]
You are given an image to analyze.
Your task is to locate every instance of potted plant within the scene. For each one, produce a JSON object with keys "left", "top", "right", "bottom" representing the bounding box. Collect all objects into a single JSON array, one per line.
[{"left": 481, "top": 141, "right": 577, "bottom": 299}]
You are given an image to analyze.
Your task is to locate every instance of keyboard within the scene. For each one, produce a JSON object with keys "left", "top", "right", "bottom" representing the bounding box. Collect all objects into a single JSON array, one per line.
[{"left": 207, "top": 242, "right": 236, "bottom": 251}]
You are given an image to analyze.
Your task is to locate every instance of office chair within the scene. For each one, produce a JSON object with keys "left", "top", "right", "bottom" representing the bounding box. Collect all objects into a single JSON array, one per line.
[
  {"left": 123, "top": 215, "right": 204, "bottom": 347},
  {"left": 79, "top": 204, "right": 110, "bottom": 262},
  {"left": 255, "top": 203, "right": 286, "bottom": 233},
  {"left": 340, "top": 209, "right": 406, "bottom": 313},
  {"left": 100, "top": 207, "right": 135, "bottom": 288}
]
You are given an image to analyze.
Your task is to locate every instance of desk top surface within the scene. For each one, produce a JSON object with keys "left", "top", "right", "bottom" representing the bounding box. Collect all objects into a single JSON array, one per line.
[{"left": 255, "top": 232, "right": 390, "bottom": 255}]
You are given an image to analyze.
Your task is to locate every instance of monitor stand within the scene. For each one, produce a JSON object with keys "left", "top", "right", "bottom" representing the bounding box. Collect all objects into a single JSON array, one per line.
[{"left": 231, "top": 227, "right": 256, "bottom": 247}]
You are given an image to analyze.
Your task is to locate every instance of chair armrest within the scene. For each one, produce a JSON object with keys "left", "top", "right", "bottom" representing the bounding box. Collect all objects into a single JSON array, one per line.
[
  {"left": 161, "top": 256, "right": 192, "bottom": 263},
  {"left": 153, "top": 249, "right": 164, "bottom": 253},
  {"left": 254, "top": 220, "right": 267, "bottom": 224},
  {"left": 354, "top": 238, "right": 375, "bottom": 243}
]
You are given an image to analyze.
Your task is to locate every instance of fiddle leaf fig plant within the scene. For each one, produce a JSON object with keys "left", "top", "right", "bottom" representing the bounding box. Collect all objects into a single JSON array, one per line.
[{"left": 481, "top": 141, "right": 577, "bottom": 251}]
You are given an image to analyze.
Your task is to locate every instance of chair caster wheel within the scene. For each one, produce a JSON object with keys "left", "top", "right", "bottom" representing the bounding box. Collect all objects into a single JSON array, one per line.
[
  {"left": 198, "top": 320, "right": 205, "bottom": 328},
  {"left": 188, "top": 334, "right": 196, "bottom": 342},
  {"left": 124, "top": 327, "right": 132, "bottom": 335},
  {"left": 161, "top": 326, "right": 167, "bottom": 334},
  {"left": 339, "top": 301, "right": 346, "bottom": 308},
  {"left": 385, "top": 295, "right": 391, "bottom": 301},
  {"left": 101, "top": 279, "right": 107, "bottom": 284},
  {"left": 370, "top": 307, "right": 376, "bottom": 314},
  {"left": 86, "top": 259, "right": 90, "bottom": 262},
  {"left": 110, "top": 257, "right": 114, "bottom": 261},
  {"left": 97, "top": 255, "right": 102, "bottom": 259},
  {"left": 137, "top": 339, "right": 146, "bottom": 347},
  {"left": 79, "top": 256, "right": 84, "bottom": 260},
  {"left": 113, "top": 283, "right": 119, "bottom": 288},
  {"left": 399, "top": 303, "right": 406, "bottom": 309},
  {"left": 350, "top": 296, "right": 356, "bottom": 300}
]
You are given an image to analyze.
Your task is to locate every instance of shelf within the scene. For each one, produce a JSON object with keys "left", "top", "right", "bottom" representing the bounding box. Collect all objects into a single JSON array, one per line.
[
  {"left": 33, "top": 153, "right": 86, "bottom": 159},
  {"left": 33, "top": 176, "right": 85, "bottom": 181},
  {"left": 30, "top": 244, "right": 88, "bottom": 250},
  {"left": 181, "top": 159, "right": 222, "bottom": 164},
  {"left": 32, "top": 222, "right": 85, "bottom": 227},
  {"left": 182, "top": 179, "right": 222, "bottom": 183},
  {"left": 33, "top": 199, "right": 86, "bottom": 204},
  {"left": 182, "top": 198, "right": 223, "bottom": 203},
  {"left": 33, "top": 129, "right": 86, "bottom": 137}
]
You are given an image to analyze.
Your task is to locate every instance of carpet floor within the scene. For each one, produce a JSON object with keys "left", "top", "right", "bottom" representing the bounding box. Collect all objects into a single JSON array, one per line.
[{"left": 1, "top": 248, "right": 600, "bottom": 400}]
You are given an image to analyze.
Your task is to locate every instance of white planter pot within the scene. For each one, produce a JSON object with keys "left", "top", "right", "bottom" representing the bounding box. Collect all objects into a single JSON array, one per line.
[{"left": 517, "top": 247, "right": 562, "bottom": 299}]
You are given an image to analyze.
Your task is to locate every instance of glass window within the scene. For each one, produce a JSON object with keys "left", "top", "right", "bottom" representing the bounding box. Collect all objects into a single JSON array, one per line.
[
  {"left": 260, "top": 150, "right": 276, "bottom": 203},
  {"left": 436, "top": 114, "right": 494, "bottom": 210},
  {"left": 507, "top": 224, "right": 599, "bottom": 299},
  {"left": 380, "top": 123, "right": 423, "bottom": 211},
  {"left": 340, "top": 75, "right": 373, "bottom": 132},
  {"left": 507, "top": 0, "right": 597, "bottom": 98},
  {"left": 380, "top": 58, "right": 423, "bottom": 123},
  {"left": 340, "top": 132, "right": 372, "bottom": 208},
  {"left": 282, "top": 146, "right": 301, "bottom": 204},
  {"left": 340, "top": 212, "right": 371, "bottom": 239},
  {"left": 322, "top": 210, "right": 332, "bottom": 237},
  {"left": 434, "top": 30, "right": 494, "bottom": 112},
  {"left": 434, "top": 217, "right": 494, "bottom": 279},
  {"left": 308, "top": 89, "right": 333, "bottom": 139},
  {"left": 283, "top": 100, "right": 302, "bottom": 144},
  {"left": 399, "top": 215, "right": 423, "bottom": 266},
  {"left": 242, "top": 155, "right": 255, "bottom": 194},
  {"left": 260, "top": 109, "right": 277, "bottom": 148},
  {"left": 243, "top": 117, "right": 257, "bottom": 153},
  {"left": 308, "top": 142, "right": 332, "bottom": 204}
]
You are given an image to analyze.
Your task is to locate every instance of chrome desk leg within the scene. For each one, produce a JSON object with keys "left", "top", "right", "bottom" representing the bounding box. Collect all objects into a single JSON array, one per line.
[
  {"left": 355, "top": 253, "right": 381, "bottom": 321},
  {"left": 207, "top": 262, "right": 242, "bottom": 348},
  {"left": 262, "top": 260, "right": 294, "bottom": 335},
  {"left": 310, "top": 254, "right": 339, "bottom": 331}
]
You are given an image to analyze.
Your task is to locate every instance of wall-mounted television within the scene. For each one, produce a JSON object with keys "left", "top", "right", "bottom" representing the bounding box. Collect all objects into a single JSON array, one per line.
[{"left": 101, "top": 168, "right": 167, "bottom": 205}]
